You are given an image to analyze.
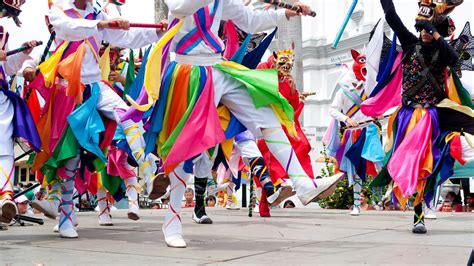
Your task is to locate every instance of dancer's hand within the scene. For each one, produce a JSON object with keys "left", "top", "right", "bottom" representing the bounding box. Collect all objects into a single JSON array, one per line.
[
  {"left": 23, "top": 67, "right": 36, "bottom": 82},
  {"left": 415, "top": 20, "right": 437, "bottom": 34},
  {"left": 286, "top": 2, "right": 311, "bottom": 18},
  {"left": 345, "top": 118, "right": 358, "bottom": 127},
  {"left": 109, "top": 71, "right": 125, "bottom": 85},
  {"left": 99, "top": 18, "right": 130, "bottom": 30},
  {"left": 0, "top": 50, "right": 6, "bottom": 61},
  {"left": 158, "top": 19, "right": 168, "bottom": 32},
  {"left": 22, "top": 41, "right": 37, "bottom": 55}
]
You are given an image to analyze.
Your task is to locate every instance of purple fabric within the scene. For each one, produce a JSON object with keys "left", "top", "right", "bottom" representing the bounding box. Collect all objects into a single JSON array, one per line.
[
  {"left": 234, "top": 130, "right": 256, "bottom": 142},
  {"left": 118, "top": 88, "right": 148, "bottom": 122},
  {"left": 428, "top": 107, "right": 441, "bottom": 162},
  {"left": 1, "top": 89, "right": 41, "bottom": 151},
  {"left": 392, "top": 107, "right": 414, "bottom": 152},
  {"left": 161, "top": 18, "right": 180, "bottom": 70},
  {"left": 336, "top": 130, "right": 351, "bottom": 164}
]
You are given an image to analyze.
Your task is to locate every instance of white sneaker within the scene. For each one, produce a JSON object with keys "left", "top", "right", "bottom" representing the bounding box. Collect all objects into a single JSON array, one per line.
[
  {"left": 350, "top": 207, "right": 360, "bottom": 216},
  {"left": 32, "top": 200, "right": 59, "bottom": 220},
  {"left": 1, "top": 199, "right": 18, "bottom": 224},
  {"left": 226, "top": 202, "right": 240, "bottom": 210},
  {"left": 162, "top": 226, "right": 186, "bottom": 248},
  {"left": 425, "top": 207, "right": 437, "bottom": 220},
  {"left": 207, "top": 182, "right": 230, "bottom": 196},
  {"left": 98, "top": 213, "right": 113, "bottom": 226},
  {"left": 127, "top": 201, "right": 140, "bottom": 221},
  {"left": 59, "top": 227, "right": 78, "bottom": 238},
  {"left": 54, "top": 217, "right": 78, "bottom": 233},
  {"left": 192, "top": 213, "right": 213, "bottom": 224},
  {"left": 295, "top": 173, "right": 345, "bottom": 205}
]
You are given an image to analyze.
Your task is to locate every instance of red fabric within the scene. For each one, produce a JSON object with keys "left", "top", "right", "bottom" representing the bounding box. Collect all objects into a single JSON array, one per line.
[
  {"left": 450, "top": 136, "right": 465, "bottom": 165},
  {"left": 253, "top": 176, "right": 271, "bottom": 217}
]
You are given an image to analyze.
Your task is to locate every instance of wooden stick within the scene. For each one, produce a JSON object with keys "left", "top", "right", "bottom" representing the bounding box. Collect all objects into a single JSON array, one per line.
[
  {"left": 108, "top": 22, "right": 165, "bottom": 29},
  {"left": 262, "top": 0, "right": 316, "bottom": 17},
  {"left": 6, "top": 41, "right": 43, "bottom": 57},
  {"left": 342, "top": 114, "right": 391, "bottom": 130}
]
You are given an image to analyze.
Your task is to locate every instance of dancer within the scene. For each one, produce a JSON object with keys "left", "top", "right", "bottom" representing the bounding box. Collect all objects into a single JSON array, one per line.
[
  {"left": 372, "top": 0, "right": 472, "bottom": 234},
  {"left": 145, "top": 0, "right": 343, "bottom": 248},
  {"left": 0, "top": 0, "right": 41, "bottom": 225},
  {"left": 325, "top": 49, "right": 384, "bottom": 216},
  {"left": 256, "top": 47, "right": 316, "bottom": 216},
  {"left": 29, "top": 0, "right": 163, "bottom": 238}
]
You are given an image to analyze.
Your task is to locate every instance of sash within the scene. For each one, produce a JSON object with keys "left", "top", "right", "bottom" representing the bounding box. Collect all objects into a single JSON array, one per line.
[{"left": 341, "top": 86, "right": 367, "bottom": 118}]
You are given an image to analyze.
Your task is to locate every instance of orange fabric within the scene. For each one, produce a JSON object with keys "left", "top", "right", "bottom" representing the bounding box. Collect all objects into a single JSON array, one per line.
[
  {"left": 167, "top": 65, "right": 191, "bottom": 134},
  {"left": 57, "top": 43, "right": 87, "bottom": 104}
]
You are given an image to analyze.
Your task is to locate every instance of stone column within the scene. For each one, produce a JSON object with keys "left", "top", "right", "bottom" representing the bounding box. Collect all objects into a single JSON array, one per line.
[{"left": 155, "top": 0, "right": 168, "bottom": 23}]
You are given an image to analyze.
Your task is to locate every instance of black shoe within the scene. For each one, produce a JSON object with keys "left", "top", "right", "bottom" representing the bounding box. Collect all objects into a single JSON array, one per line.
[{"left": 412, "top": 224, "right": 427, "bottom": 234}]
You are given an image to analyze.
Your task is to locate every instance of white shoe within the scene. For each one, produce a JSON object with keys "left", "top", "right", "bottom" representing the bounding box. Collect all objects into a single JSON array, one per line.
[
  {"left": 59, "top": 227, "right": 78, "bottom": 238},
  {"left": 53, "top": 224, "right": 59, "bottom": 233},
  {"left": 350, "top": 207, "right": 360, "bottom": 216},
  {"left": 98, "top": 213, "right": 113, "bottom": 226},
  {"left": 54, "top": 218, "right": 78, "bottom": 233},
  {"left": 1, "top": 199, "right": 18, "bottom": 224},
  {"left": 267, "top": 186, "right": 296, "bottom": 207},
  {"left": 127, "top": 201, "right": 140, "bottom": 221},
  {"left": 225, "top": 202, "right": 240, "bottom": 210},
  {"left": 295, "top": 173, "right": 345, "bottom": 205},
  {"left": 192, "top": 213, "right": 213, "bottom": 224},
  {"left": 425, "top": 207, "right": 437, "bottom": 220},
  {"left": 162, "top": 227, "right": 186, "bottom": 248},
  {"left": 32, "top": 200, "right": 59, "bottom": 220},
  {"left": 207, "top": 182, "right": 230, "bottom": 196}
]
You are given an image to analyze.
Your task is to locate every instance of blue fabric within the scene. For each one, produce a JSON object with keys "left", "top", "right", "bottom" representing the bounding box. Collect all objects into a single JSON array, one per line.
[
  {"left": 326, "top": 118, "right": 341, "bottom": 157},
  {"left": 231, "top": 34, "right": 252, "bottom": 64},
  {"left": 1, "top": 88, "right": 41, "bottom": 151},
  {"left": 370, "top": 33, "right": 399, "bottom": 98},
  {"left": 67, "top": 83, "right": 107, "bottom": 162},
  {"left": 339, "top": 132, "right": 356, "bottom": 185},
  {"left": 127, "top": 45, "right": 152, "bottom": 100},
  {"left": 346, "top": 129, "right": 368, "bottom": 182},
  {"left": 361, "top": 124, "right": 384, "bottom": 162},
  {"left": 242, "top": 27, "right": 277, "bottom": 69},
  {"left": 144, "top": 62, "right": 177, "bottom": 155}
]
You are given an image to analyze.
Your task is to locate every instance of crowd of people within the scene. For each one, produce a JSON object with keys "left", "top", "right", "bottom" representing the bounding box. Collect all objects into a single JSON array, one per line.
[{"left": 0, "top": 0, "right": 472, "bottom": 249}]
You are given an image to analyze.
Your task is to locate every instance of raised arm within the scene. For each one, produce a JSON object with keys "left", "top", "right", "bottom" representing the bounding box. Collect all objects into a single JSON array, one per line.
[
  {"left": 221, "top": 0, "right": 287, "bottom": 34},
  {"left": 380, "top": 0, "right": 418, "bottom": 49},
  {"left": 165, "top": 0, "right": 213, "bottom": 18}
]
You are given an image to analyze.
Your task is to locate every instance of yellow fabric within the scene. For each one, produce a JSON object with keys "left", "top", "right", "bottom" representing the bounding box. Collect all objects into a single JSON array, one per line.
[
  {"left": 447, "top": 74, "right": 462, "bottom": 104},
  {"left": 135, "top": 19, "right": 184, "bottom": 111},
  {"left": 217, "top": 105, "right": 235, "bottom": 161},
  {"left": 39, "top": 41, "right": 69, "bottom": 87},
  {"left": 99, "top": 45, "right": 111, "bottom": 81},
  {"left": 437, "top": 98, "right": 474, "bottom": 118}
]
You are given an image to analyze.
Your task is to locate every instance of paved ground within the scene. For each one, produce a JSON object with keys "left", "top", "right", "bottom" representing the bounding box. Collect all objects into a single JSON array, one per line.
[{"left": 1, "top": 208, "right": 473, "bottom": 265}]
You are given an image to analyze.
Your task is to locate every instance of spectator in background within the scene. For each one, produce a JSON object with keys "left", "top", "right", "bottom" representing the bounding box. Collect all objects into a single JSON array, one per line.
[
  {"left": 183, "top": 188, "right": 195, "bottom": 208},
  {"left": 439, "top": 192, "right": 463, "bottom": 212},
  {"left": 15, "top": 196, "right": 33, "bottom": 216},
  {"left": 24, "top": 183, "right": 36, "bottom": 202},
  {"left": 283, "top": 200, "right": 296, "bottom": 208},
  {"left": 17, "top": 183, "right": 25, "bottom": 191},
  {"left": 206, "top": 196, "right": 216, "bottom": 207},
  {"left": 465, "top": 194, "right": 474, "bottom": 212}
]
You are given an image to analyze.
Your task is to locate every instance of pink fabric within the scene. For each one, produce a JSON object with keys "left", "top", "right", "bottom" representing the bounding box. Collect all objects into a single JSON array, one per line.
[
  {"left": 107, "top": 146, "right": 136, "bottom": 179},
  {"left": 361, "top": 53, "right": 403, "bottom": 117},
  {"left": 223, "top": 21, "right": 239, "bottom": 60},
  {"left": 50, "top": 88, "right": 76, "bottom": 152},
  {"left": 387, "top": 111, "right": 432, "bottom": 196},
  {"left": 323, "top": 118, "right": 336, "bottom": 145},
  {"left": 163, "top": 67, "right": 226, "bottom": 170}
]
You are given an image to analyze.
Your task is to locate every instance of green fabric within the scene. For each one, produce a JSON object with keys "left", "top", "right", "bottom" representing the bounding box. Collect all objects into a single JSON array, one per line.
[
  {"left": 24, "top": 190, "right": 35, "bottom": 201},
  {"left": 451, "top": 69, "right": 474, "bottom": 109},
  {"left": 42, "top": 127, "right": 79, "bottom": 183},
  {"left": 160, "top": 67, "right": 201, "bottom": 157},
  {"left": 452, "top": 161, "right": 474, "bottom": 178},
  {"left": 214, "top": 64, "right": 294, "bottom": 123},
  {"left": 341, "top": 87, "right": 362, "bottom": 107},
  {"left": 123, "top": 49, "right": 135, "bottom": 99},
  {"left": 100, "top": 168, "right": 121, "bottom": 196}
]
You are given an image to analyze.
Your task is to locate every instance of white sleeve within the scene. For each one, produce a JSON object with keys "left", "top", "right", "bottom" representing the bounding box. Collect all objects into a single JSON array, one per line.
[
  {"left": 49, "top": 6, "right": 100, "bottom": 41},
  {"left": 329, "top": 90, "right": 349, "bottom": 122},
  {"left": 165, "top": 0, "right": 213, "bottom": 18},
  {"left": 221, "top": 0, "right": 287, "bottom": 34},
  {"left": 19, "top": 54, "right": 41, "bottom": 76}
]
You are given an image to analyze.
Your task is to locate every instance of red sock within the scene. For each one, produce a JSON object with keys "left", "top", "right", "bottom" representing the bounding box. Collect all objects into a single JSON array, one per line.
[{"left": 259, "top": 189, "right": 271, "bottom": 217}]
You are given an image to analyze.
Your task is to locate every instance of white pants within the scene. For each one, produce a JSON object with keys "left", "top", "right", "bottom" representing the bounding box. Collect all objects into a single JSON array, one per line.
[
  {"left": 95, "top": 82, "right": 129, "bottom": 123},
  {"left": 0, "top": 92, "right": 15, "bottom": 198}
]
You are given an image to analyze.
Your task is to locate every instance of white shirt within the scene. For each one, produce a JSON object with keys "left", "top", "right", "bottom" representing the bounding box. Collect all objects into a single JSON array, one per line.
[
  {"left": 166, "top": 0, "right": 287, "bottom": 65},
  {"left": 48, "top": 0, "right": 161, "bottom": 84}
]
